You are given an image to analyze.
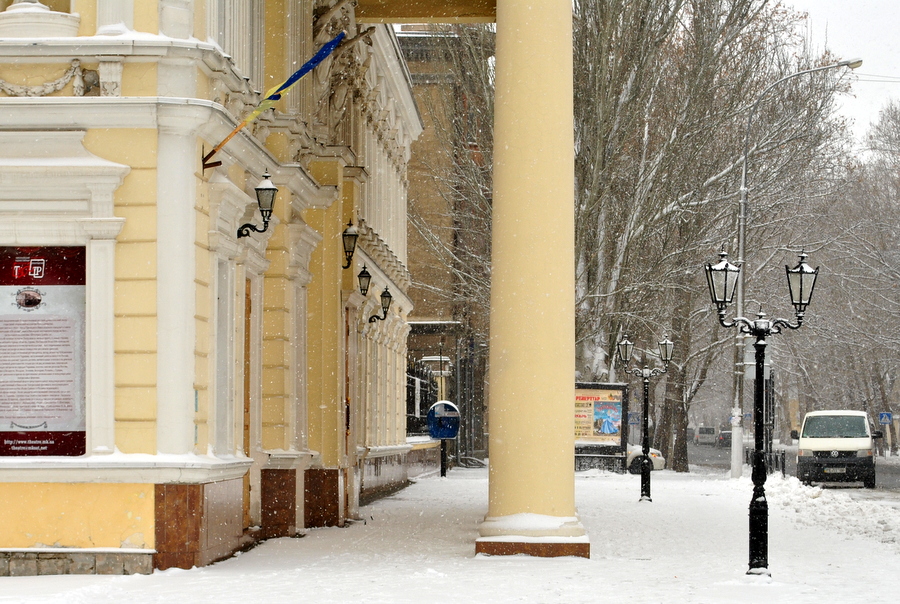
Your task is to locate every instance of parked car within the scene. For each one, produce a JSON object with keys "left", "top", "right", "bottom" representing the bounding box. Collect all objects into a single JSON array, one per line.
[
  {"left": 694, "top": 426, "right": 716, "bottom": 446},
  {"left": 715, "top": 431, "right": 732, "bottom": 448},
  {"left": 792, "top": 410, "right": 882, "bottom": 488},
  {"left": 626, "top": 444, "right": 666, "bottom": 474}
]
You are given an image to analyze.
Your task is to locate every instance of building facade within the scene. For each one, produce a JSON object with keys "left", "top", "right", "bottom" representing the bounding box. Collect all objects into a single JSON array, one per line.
[{"left": 0, "top": 0, "right": 420, "bottom": 574}]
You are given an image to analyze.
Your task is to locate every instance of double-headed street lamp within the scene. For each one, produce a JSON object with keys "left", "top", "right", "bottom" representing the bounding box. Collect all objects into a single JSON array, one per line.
[
  {"left": 730, "top": 57, "right": 862, "bottom": 478},
  {"left": 705, "top": 249, "right": 819, "bottom": 575},
  {"left": 616, "top": 335, "right": 674, "bottom": 502}
]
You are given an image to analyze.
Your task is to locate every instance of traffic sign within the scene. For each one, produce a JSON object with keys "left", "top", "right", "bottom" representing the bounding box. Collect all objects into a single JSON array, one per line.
[
  {"left": 628, "top": 412, "right": 640, "bottom": 425},
  {"left": 879, "top": 412, "right": 893, "bottom": 425}
]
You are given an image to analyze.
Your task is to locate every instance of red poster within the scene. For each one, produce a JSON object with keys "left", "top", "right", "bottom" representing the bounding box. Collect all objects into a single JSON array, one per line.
[{"left": 0, "top": 247, "right": 86, "bottom": 456}]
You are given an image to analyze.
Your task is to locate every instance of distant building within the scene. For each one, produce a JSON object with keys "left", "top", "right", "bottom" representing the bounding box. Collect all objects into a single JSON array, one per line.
[{"left": 397, "top": 25, "right": 489, "bottom": 465}]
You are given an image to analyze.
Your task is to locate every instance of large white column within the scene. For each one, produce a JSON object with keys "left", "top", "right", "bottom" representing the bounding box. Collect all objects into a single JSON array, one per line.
[
  {"left": 156, "top": 124, "right": 196, "bottom": 454},
  {"left": 476, "top": 0, "right": 587, "bottom": 557}
]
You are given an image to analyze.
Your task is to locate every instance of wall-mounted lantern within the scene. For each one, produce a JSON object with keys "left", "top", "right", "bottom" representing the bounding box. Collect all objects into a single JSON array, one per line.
[
  {"left": 237, "top": 171, "right": 277, "bottom": 238},
  {"left": 342, "top": 221, "right": 359, "bottom": 268},
  {"left": 358, "top": 265, "right": 372, "bottom": 297},
  {"left": 368, "top": 286, "right": 392, "bottom": 322}
]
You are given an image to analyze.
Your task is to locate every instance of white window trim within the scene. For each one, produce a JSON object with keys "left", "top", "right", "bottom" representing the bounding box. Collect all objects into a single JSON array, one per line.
[{"left": 0, "top": 131, "right": 128, "bottom": 459}]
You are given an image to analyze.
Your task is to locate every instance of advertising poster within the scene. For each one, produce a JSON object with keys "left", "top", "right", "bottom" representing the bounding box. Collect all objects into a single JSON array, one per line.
[
  {"left": 575, "top": 383, "right": 627, "bottom": 447},
  {"left": 0, "top": 247, "right": 86, "bottom": 456}
]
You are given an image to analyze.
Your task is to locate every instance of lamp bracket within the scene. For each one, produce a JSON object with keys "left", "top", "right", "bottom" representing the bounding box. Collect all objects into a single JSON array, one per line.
[{"left": 237, "top": 220, "right": 269, "bottom": 238}]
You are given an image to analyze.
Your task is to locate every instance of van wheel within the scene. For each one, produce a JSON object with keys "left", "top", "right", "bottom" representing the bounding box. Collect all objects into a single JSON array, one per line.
[
  {"left": 628, "top": 459, "right": 642, "bottom": 475},
  {"left": 864, "top": 476, "right": 876, "bottom": 489}
]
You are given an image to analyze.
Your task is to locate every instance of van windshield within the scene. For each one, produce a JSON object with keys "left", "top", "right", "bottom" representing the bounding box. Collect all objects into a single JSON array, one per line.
[{"left": 801, "top": 415, "right": 868, "bottom": 438}]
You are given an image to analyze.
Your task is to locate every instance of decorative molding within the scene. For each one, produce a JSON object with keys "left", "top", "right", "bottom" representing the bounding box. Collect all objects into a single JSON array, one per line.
[
  {"left": 0, "top": 59, "right": 84, "bottom": 97},
  {"left": 287, "top": 222, "right": 322, "bottom": 285},
  {"left": 358, "top": 219, "right": 410, "bottom": 291},
  {"left": 98, "top": 57, "right": 124, "bottom": 97},
  {"left": 0, "top": 455, "right": 253, "bottom": 484}
]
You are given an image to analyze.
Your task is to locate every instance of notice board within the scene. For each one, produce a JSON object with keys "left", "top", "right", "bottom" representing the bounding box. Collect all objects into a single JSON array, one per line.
[
  {"left": 574, "top": 382, "right": 628, "bottom": 449},
  {"left": 0, "top": 246, "right": 86, "bottom": 456}
]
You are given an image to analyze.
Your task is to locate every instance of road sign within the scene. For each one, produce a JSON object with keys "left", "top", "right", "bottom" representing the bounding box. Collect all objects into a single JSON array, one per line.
[
  {"left": 879, "top": 412, "right": 893, "bottom": 425},
  {"left": 628, "top": 412, "right": 640, "bottom": 425}
]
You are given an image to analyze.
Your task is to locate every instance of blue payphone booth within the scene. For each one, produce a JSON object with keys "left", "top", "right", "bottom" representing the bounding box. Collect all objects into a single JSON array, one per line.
[
  {"left": 427, "top": 401, "right": 460, "bottom": 440},
  {"left": 427, "top": 401, "right": 459, "bottom": 476}
]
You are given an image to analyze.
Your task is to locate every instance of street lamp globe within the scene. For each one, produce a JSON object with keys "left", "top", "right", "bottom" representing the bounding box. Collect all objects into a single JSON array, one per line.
[
  {"left": 785, "top": 252, "right": 819, "bottom": 314},
  {"left": 658, "top": 336, "right": 674, "bottom": 364},
  {"left": 705, "top": 249, "right": 741, "bottom": 312},
  {"left": 616, "top": 336, "right": 634, "bottom": 364}
]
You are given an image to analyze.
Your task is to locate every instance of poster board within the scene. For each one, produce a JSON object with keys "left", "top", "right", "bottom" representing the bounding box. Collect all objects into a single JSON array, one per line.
[
  {"left": 575, "top": 382, "right": 628, "bottom": 450},
  {"left": 0, "top": 246, "right": 86, "bottom": 456}
]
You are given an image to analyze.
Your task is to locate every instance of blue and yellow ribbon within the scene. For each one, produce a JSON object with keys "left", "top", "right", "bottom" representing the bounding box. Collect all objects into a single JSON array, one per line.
[{"left": 204, "top": 31, "right": 346, "bottom": 169}]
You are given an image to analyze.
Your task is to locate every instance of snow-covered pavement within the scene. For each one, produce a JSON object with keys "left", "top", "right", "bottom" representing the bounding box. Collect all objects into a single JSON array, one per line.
[{"left": 2, "top": 465, "right": 899, "bottom": 604}]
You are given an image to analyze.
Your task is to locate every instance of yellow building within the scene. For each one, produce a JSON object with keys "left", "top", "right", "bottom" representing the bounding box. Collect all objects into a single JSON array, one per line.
[
  {"left": 1, "top": 0, "right": 586, "bottom": 575},
  {"left": 0, "top": 0, "right": 420, "bottom": 574}
]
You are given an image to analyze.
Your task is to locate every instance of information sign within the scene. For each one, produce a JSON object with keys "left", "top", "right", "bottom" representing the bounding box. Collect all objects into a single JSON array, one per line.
[
  {"left": 0, "top": 246, "right": 86, "bottom": 456},
  {"left": 574, "top": 383, "right": 627, "bottom": 447}
]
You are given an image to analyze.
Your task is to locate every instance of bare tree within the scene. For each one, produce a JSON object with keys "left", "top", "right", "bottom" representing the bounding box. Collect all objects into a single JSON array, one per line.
[
  {"left": 406, "top": 2, "right": 858, "bottom": 471},
  {"left": 779, "top": 101, "right": 900, "bottom": 451}
]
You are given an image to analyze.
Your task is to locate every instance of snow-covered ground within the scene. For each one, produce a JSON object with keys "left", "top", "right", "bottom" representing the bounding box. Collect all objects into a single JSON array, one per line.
[{"left": 3, "top": 465, "right": 900, "bottom": 604}]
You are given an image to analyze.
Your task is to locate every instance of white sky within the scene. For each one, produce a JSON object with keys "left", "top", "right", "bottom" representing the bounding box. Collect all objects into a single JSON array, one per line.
[{"left": 789, "top": 0, "right": 900, "bottom": 142}]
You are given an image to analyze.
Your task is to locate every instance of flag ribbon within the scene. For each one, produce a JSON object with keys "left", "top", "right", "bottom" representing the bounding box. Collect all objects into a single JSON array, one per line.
[{"left": 203, "top": 31, "right": 347, "bottom": 170}]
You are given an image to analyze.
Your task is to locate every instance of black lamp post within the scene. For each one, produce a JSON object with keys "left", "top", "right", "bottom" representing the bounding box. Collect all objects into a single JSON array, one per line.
[
  {"left": 705, "top": 249, "right": 818, "bottom": 575},
  {"left": 237, "top": 171, "right": 278, "bottom": 238},
  {"left": 616, "top": 334, "right": 674, "bottom": 502}
]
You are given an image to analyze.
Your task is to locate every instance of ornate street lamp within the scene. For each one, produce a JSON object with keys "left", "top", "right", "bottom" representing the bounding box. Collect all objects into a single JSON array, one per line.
[
  {"left": 705, "top": 249, "right": 819, "bottom": 575},
  {"left": 237, "top": 171, "right": 278, "bottom": 238},
  {"left": 616, "top": 334, "right": 674, "bottom": 502},
  {"left": 730, "top": 58, "right": 861, "bottom": 479},
  {"left": 357, "top": 265, "right": 372, "bottom": 297},
  {"left": 369, "top": 286, "right": 393, "bottom": 323},
  {"left": 342, "top": 221, "right": 359, "bottom": 269}
]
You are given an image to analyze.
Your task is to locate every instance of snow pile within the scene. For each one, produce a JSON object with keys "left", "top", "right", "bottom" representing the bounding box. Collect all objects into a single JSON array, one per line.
[{"left": 768, "top": 475, "right": 900, "bottom": 549}]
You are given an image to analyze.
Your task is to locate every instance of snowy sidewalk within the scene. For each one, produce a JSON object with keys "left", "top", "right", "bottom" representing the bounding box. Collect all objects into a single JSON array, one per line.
[{"left": 2, "top": 466, "right": 899, "bottom": 604}]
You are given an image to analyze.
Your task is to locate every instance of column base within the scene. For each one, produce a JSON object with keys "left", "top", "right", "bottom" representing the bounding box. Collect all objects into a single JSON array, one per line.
[{"left": 475, "top": 539, "right": 590, "bottom": 558}]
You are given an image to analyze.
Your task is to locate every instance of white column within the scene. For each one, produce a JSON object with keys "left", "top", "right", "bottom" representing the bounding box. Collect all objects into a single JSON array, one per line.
[
  {"left": 156, "top": 124, "right": 196, "bottom": 454},
  {"left": 97, "top": 0, "right": 133, "bottom": 32},
  {"left": 84, "top": 228, "right": 122, "bottom": 454}
]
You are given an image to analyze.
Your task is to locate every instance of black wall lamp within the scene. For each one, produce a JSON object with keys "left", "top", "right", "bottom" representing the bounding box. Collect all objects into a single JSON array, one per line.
[
  {"left": 238, "top": 171, "right": 278, "bottom": 238},
  {"left": 357, "top": 265, "right": 371, "bottom": 296},
  {"left": 368, "top": 286, "right": 392, "bottom": 323},
  {"left": 342, "top": 221, "right": 359, "bottom": 268}
]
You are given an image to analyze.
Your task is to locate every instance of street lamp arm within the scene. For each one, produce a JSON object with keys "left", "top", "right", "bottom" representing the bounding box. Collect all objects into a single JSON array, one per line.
[
  {"left": 620, "top": 365, "right": 669, "bottom": 380},
  {"left": 717, "top": 312, "right": 805, "bottom": 338},
  {"left": 741, "top": 60, "right": 859, "bottom": 193}
]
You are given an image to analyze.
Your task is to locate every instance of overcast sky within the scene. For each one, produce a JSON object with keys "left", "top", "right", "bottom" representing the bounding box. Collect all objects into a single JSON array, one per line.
[{"left": 789, "top": 0, "right": 900, "bottom": 142}]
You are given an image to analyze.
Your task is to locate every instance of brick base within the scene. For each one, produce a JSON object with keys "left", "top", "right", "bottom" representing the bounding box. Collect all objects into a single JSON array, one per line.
[{"left": 475, "top": 540, "right": 591, "bottom": 558}]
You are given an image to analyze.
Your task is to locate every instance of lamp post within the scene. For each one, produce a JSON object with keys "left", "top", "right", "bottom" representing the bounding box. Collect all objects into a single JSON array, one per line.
[
  {"left": 730, "top": 58, "right": 861, "bottom": 479},
  {"left": 706, "top": 249, "right": 819, "bottom": 575},
  {"left": 616, "top": 335, "right": 674, "bottom": 502}
]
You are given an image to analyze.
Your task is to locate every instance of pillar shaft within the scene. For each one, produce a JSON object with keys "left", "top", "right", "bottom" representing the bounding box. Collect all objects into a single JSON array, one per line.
[{"left": 479, "top": 0, "right": 585, "bottom": 555}]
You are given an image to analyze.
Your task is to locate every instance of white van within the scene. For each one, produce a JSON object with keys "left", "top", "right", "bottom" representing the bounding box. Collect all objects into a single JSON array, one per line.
[
  {"left": 694, "top": 426, "right": 716, "bottom": 446},
  {"left": 791, "top": 410, "right": 883, "bottom": 488}
]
